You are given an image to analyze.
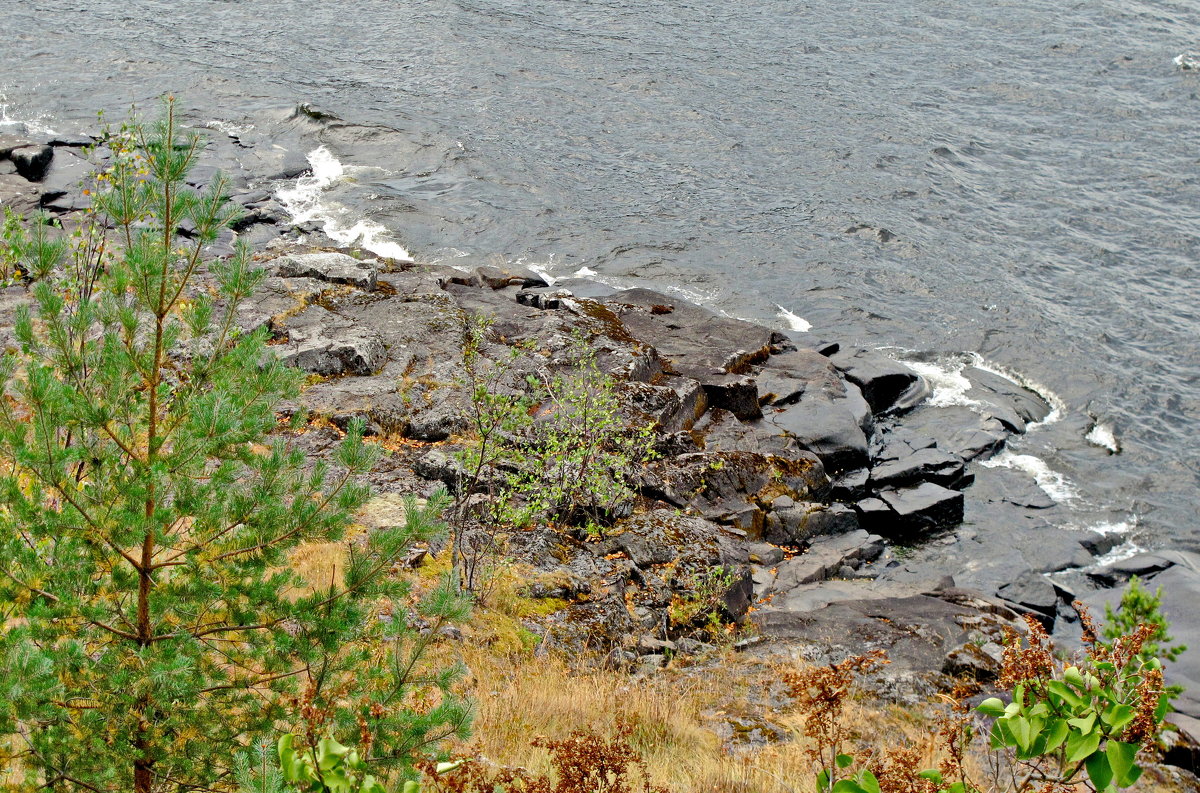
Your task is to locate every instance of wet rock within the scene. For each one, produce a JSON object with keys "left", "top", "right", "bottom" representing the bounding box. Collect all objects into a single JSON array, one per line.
[
  {"left": 10, "top": 145, "right": 53, "bottom": 181},
  {"left": 869, "top": 447, "right": 971, "bottom": 490},
  {"left": 275, "top": 252, "right": 379, "bottom": 290},
  {"left": 275, "top": 305, "right": 386, "bottom": 376},
  {"left": 829, "top": 348, "right": 927, "bottom": 414},
  {"left": 866, "top": 483, "right": 965, "bottom": 539},
  {"left": 964, "top": 366, "right": 1052, "bottom": 426},
  {"left": 901, "top": 405, "right": 1008, "bottom": 461}
]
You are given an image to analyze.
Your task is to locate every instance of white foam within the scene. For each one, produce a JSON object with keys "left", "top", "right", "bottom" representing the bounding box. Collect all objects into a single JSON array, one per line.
[
  {"left": 1175, "top": 52, "right": 1200, "bottom": 70},
  {"left": 903, "top": 358, "right": 982, "bottom": 408},
  {"left": 1086, "top": 422, "right": 1120, "bottom": 454},
  {"left": 276, "top": 146, "right": 414, "bottom": 262},
  {"left": 776, "top": 304, "right": 812, "bottom": 332},
  {"left": 574, "top": 266, "right": 597, "bottom": 277},
  {"left": 967, "top": 354, "right": 1065, "bottom": 430},
  {"left": 665, "top": 282, "right": 719, "bottom": 304},
  {"left": 981, "top": 450, "right": 1079, "bottom": 503},
  {"left": 1091, "top": 540, "right": 1144, "bottom": 568},
  {"left": 0, "top": 99, "right": 59, "bottom": 136},
  {"left": 203, "top": 118, "right": 255, "bottom": 137}
]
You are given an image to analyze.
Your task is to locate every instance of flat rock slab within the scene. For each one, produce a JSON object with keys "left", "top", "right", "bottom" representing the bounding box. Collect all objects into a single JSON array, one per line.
[
  {"left": 869, "top": 447, "right": 970, "bottom": 490},
  {"left": 276, "top": 305, "right": 386, "bottom": 376},
  {"left": 765, "top": 529, "right": 885, "bottom": 593},
  {"left": 275, "top": 252, "right": 378, "bottom": 291},
  {"left": 864, "top": 482, "right": 964, "bottom": 539}
]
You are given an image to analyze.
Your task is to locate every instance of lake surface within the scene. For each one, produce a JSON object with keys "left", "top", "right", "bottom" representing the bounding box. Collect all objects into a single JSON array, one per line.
[{"left": 4, "top": 0, "right": 1199, "bottom": 552}]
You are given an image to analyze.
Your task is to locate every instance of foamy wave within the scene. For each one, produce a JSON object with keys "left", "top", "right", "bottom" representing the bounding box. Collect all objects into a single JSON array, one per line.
[
  {"left": 0, "top": 99, "right": 59, "bottom": 136},
  {"left": 1091, "top": 540, "right": 1144, "bottom": 568},
  {"left": 203, "top": 118, "right": 255, "bottom": 137},
  {"left": 776, "top": 305, "right": 812, "bottom": 332},
  {"left": 981, "top": 450, "right": 1079, "bottom": 503},
  {"left": 276, "top": 146, "right": 414, "bottom": 262},
  {"left": 967, "top": 354, "right": 1065, "bottom": 429},
  {"left": 574, "top": 266, "right": 597, "bottom": 277},
  {"left": 1175, "top": 52, "right": 1200, "bottom": 70},
  {"left": 1086, "top": 422, "right": 1120, "bottom": 454},
  {"left": 903, "top": 358, "right": 981, "bottom": 408}
]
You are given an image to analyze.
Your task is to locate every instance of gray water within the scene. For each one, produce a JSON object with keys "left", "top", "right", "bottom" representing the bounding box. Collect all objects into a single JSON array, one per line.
[{"left": 3, "top": 0, "right": 1199, "bottom": 551}]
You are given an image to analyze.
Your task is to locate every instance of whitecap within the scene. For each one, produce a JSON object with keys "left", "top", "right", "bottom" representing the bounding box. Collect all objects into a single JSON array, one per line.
[
  {"left": 981, "top": 450, "right": 1079, "bottom": 503},
  {"left": 574, "top": 266, "right": 597, "bottom": 277},
  {"left": 967, "top": 354, "right": 1065, "bottom": 430},
  {"left": 903, "top": 358, "right": 981, "bottom": 409},
  {"left": 1090, "top": 540, "right": 1144, "bottom": 568},
  {"left": 1086, "top": 422, "right": 1120, "bottom": 454},
  {"left": 776, "top": 304, "right": 812, "bottom": 332},
  {"left": 1175, "top": 52, "right": 1200, "bottom": 70},
  {"left": 276, "top": 147, "right": 414, "bottom": 262}
]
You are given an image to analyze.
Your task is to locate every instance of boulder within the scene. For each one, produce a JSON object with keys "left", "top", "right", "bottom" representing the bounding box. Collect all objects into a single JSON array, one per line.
[
  {"left": 10, "top": 145, "right": 53, "bottom": 181},
  {"left": 997, "top": 570, "right": 1063, "bottom": 628},
  {"left": 275, "top": 252, "right": 378, "bottom": 291},
  {"left": 829, "top": 348, "right": 927, "bottom": 414},
  {"left": 676, "top": 367, "right": 761, "bottom": 421}
]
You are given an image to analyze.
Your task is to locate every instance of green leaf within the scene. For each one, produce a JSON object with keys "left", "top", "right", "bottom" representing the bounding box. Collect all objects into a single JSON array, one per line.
[
  {"left": 1085, "top": 751, "right": 1113, "bottom": 791},
  {"left": 1102, "top": 704, "right": 1136, "bottom": 731},
  {"left": 1047, "top": 680, "right": 1085, "bottom": 709},
  {"left": 817, "top": 768, "right": 831, "bottom": 793},
  {"left": 977, "top": 697, "right": 1006, "bottom": 718},
  {"left": 917, "top": 770, "right": 943, "bottom": 785},
  {"left": 858, "top": 770, "right": 881, "bottom": 793},
  {"left": 1068, "top": 713, "right": 1097, "bottom": 733},
  {"left": 1009, "top": 715, "right": 1034, "bottom": 753},
  {"left": 836, "top": 754, "right": 855, "bottom": 769},
  {"left": 1044, "top": 718, "right": 1070, "bottom": 752},
  {"left": 1066, "top": 729, "right": 1102, "bottom": 765},
  {"left": 830, "top": 780, "right": 865, "bottom": 793},
  {"left": 1106, "top": 740, "right": 1141, "bottom": 787},
  {"left": 1064, "top": 666, "right": 1085, "bottom": 688}
]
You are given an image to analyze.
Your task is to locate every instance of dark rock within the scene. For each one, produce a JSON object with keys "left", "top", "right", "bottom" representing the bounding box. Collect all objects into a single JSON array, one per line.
[
  {"left": 831, "top": 468, "right": 870, "bottom": 500},
  {"left": 869, "top": 447, "right": 971, "bottom": 490},
  {"left": 275, "top": 252, "right": 378, "bottom": 290},
  {"left": 36, "top": 149, "right": 90, "bottom": 205},
  {"left": 472, "top": 264, "right": 548, "bottom": 290},
  {"left": 747, "top": 543, "right": 785, "bottom": 565},
  {"left": 869, "top": 483, "right": 965, "bottom": 538},
  {"left": 901, "top": 405, "right": 1008, "bottom": 461},
  {"left": 721, "top": 567, "right": 755, "bottom": 622},
  {"left": 604, "top": 288, "right": 783, "bottom": 373},
  {"left": 964, "top": 366, "right": 1052, "bottom": 426},
  {"left": 10, "top": 145, "right": 53, "bottom": 181},
  {"left": 275, "top": 305, "right": 386, "bottom": 376},
  {"left": 1082, "top": 553, "right": 1200, "bottom": 719},
  {"left": 0, "top": 173, "right": 41, "bottom": 215},
  {"left": 829, "top": 348, "right": 927, "bottom": 414},
  {"left": 997, "top": 570, "right": 1061, "bottom": 627},
  {"left": 766, "top": 502, "right": 859, "bottom": 545},
  {"left": 677, "top": 368, "right": 762, "bottom": 421}
]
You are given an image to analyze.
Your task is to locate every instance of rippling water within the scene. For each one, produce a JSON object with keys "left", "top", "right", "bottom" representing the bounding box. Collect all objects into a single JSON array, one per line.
[{"left": 4, "top": 0, "right": 1199, "bottom": 550}]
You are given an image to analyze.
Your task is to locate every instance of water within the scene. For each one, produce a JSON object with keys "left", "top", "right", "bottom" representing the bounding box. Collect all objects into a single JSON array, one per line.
[{"left": 4, "top": 0, "right": 1199, "bottom": 551}]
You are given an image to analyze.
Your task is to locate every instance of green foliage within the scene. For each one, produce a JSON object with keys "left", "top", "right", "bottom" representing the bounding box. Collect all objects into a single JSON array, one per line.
[
  {"left": 1104, "top": 575, "right": 1186, "bottom": 663},
  {"left": 667, "top": 565, "right": 737, "bottom": 639},
  {"left": 450, "top": 319, "right": 656, "bottom": 595},
  {"left": 237, "top": 740, "right": 289, "bottom": 793},
  {"left": 977, "top": 614, "right": 1169, "bottom": 791},
  {"left": 0, "top": 99, "right": 469, "bottom": 792}
]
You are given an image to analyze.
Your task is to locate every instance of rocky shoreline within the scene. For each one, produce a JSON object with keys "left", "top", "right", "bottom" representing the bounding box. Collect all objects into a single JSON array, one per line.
[{"left": 2, "top": 111, "right": 1199, "bottom": 745}]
